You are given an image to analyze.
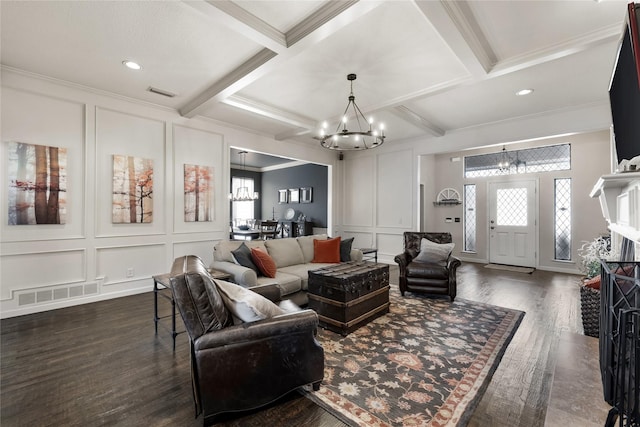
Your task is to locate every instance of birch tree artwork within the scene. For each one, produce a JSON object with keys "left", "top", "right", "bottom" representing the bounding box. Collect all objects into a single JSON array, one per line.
[
  {"left": 7, "top": 142, "right": 67, "bottom": 225},
  {"left": 112, "top": 155, "right": 153, "bottom": 223},
  {"left": 184, "top": 164, "right": 213, "bottom": 222}
]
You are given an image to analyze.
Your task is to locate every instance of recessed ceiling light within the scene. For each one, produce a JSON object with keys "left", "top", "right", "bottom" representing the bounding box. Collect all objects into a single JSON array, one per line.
[
  {"left": 516, "top": 88, "right": 534, "bottom": 96},
  {"left": 122, "top": 60, "right": 142, "bottom": 70}
]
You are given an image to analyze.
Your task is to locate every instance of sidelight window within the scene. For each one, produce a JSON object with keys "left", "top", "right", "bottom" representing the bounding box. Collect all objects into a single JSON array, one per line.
[
  {"left": 463, "top": 184, "right": 476, "bottom": 252},
  {"left": 554, "top": 178, "right": 572, "bottom": 261}
]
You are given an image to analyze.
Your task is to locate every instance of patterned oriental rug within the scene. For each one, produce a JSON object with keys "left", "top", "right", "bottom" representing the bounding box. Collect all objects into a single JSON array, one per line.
[{"left": 304, "top": 288, "right": 525, "bottom": 427}]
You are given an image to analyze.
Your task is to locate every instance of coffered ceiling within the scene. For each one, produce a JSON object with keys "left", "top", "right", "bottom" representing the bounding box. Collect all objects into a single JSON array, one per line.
[{"left": 0, "top": 0, "right": 629, "bottom": 149}]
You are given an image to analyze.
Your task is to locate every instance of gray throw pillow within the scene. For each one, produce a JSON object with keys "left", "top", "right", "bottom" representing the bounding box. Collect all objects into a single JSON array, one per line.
[
  {"left": 414, "top": 238, "right": 454, "bottom": 264},
  {"left": 340, "top": 237, "right": 354, "bottom": 262},
  {"left": 231, "top": 242, "right": 260, "bottom": 274}
]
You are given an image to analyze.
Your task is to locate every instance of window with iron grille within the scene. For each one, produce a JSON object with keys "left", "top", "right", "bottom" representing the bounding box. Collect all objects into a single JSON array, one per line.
[
  {"left": 464, "top": 143, "right": 570, "bottom": 178},
  {"left": 464, "top": 184, "right": 476, "bottom": 252},
  {"left": 554, "top": 178, "right": 571, "bottom": 261}
]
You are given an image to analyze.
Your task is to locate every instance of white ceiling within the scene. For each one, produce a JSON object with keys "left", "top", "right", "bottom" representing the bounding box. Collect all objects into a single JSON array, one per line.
[{"left": 0, "top": 0, "right": 629, "bottom": 151}]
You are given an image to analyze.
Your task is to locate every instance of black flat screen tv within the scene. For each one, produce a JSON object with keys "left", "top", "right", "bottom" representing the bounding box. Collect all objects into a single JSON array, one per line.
[{"left": 609, "top": 2, "right": 640, "bottom": 165}]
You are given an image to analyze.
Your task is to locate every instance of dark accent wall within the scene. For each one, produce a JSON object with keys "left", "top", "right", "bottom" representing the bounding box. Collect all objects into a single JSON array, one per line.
[{"left": 261, "top": 164, "right": 328, "bottom": 227}]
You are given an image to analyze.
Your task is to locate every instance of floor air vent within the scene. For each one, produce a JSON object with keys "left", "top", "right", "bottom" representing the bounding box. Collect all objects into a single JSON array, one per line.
[{"left": 17, "top": 282, "right": 100, "bottom": 306}]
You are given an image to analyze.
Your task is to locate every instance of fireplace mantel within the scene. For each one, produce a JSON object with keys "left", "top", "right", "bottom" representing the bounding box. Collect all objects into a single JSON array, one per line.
[{"left": 590, "top": 171, "right": 640, "bottom": 246}]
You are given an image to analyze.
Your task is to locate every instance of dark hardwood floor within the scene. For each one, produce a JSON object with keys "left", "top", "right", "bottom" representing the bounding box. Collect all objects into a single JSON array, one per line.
[{"left": 1, "top": 263, "right": 597, "bottom": 426}]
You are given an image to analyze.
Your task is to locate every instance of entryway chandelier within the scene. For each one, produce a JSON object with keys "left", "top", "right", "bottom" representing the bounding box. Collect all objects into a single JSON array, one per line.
[
  {"left": 315, "top": 73, "right": 386, "bottom": 151},
  {"left": 497, "top": 146, "right": 511, "bottom": 171},
  {"left": 229, "top": 151, "right": 259, "bottom": 201}
]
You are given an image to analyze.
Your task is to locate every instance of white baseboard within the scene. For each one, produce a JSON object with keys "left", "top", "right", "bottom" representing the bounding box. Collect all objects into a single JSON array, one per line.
[{"left": 0, "top": 284, "right": 152, "bottom": 319}]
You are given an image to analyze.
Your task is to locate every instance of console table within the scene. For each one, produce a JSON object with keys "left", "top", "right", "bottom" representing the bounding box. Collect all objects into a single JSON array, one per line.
[
  {"left": 153, "top": 269, "right": 231, "bottom": 350},
  {"left": 359, "top": 248, "right": 378, "bottom": 263},
  {"left": 280, "top": 220, "right": 313, "bottom": 238}
]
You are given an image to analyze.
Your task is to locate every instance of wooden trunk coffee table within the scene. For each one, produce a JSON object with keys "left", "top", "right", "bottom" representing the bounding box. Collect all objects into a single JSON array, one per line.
[{"left": 308, "top": 262, "right": 390, "bottom": 336}]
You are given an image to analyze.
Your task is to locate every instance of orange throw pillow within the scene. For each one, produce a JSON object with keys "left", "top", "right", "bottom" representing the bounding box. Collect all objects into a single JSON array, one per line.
[
  {"left": 312, "top": 237, "right": 341, "bottom": 263},
  {"left": 250, "top": 248, "right": 277, "bottom": 278}
]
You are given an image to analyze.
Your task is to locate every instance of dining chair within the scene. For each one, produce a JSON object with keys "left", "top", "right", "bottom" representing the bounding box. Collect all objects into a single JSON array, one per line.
[{"left": 259, "top": 220, "right": 279, "bottom": 240}]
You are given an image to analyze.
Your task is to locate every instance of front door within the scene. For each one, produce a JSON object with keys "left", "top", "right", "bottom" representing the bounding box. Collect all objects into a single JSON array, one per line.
[{"left": 488, "top": 180, "right": 537, "bottom": 267}]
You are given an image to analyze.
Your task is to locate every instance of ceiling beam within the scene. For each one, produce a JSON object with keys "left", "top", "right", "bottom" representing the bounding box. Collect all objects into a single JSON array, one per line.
[
  {"left": 286, "top": 0, "right": 359, "bottom": 47},
  {"left": 275, "top": 128, "right": 312, "bottom": 141},
  {"left": 393, "top": 105, "right": 445, "bottom": 137},
  {"left": 184, "top": 0, "right": 286, "bottom": 52},
  {"left": 412, "top": 0, "right": 494, "bottom": 78},
  {"left": 489, "top": 24, "right": 620, "bottom": 77},
  {"left": 179, "top": 48, "right": 277, "bottom": 118},
  {"left": 179, "top": 0, "right": 383, "bottom": 120},
  {"left": 223, "top": 94, "right": 317, "bottom": 129}
]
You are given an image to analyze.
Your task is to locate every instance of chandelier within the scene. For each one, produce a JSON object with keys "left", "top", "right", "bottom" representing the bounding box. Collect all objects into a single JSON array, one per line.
[
  {"left": 497, "top": 146, "right": 511, "bottom": 171},
  {"left": 229, "top": 151, "right": 259, "bottom": 201},
  {"left": 315, "top": 74, "right": 385, "bottom": 151}
]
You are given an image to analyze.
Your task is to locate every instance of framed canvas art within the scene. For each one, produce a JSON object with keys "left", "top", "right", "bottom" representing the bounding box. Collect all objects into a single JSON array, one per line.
[
  {"left": 112, "top": 154, "right": 154, "bottom": 223},
  {"left": 184, "top": 164, "right": 213, "bottom": 222},
  {"left": 7, "top": 142, "right": 67, "bottom": 225}
]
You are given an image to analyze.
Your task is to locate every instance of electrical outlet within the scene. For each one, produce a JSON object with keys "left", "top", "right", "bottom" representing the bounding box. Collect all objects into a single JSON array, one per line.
[{"left": 126, "top": 268, "right": 134, "bottom": 278}]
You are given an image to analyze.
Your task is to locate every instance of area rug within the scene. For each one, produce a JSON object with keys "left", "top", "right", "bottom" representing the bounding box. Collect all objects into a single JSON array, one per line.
[
  {"left": 484, "top": 263, "right": 535, "bottom": 274},
  {"left": 304, "top": 288, "right": 524, "bottom": 427}
]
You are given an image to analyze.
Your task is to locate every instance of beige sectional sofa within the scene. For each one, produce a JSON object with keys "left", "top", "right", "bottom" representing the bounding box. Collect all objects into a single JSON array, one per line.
[{"left": 210, "top": 234, "right": 363, "bottom": 306}]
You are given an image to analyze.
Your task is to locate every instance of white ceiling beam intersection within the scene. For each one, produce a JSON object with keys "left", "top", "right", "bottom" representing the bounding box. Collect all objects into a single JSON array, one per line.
[
  {"left": 180, "top": 0, "right": 384, "bottom": 120},
  {"left": 411, "top": 0, "right": 490, "bottom": 78},
  {"left": 179, "top": 48, "right": 277, "bottom": 118},
  {"left": 185, "top": 0, "right": 287, "bottom": 52},
  {"left": 439, "top": 0, "right": 497, "bottom": 75},
  {"left": 286, "top": 0, "right": 359, "bottom": 47}
]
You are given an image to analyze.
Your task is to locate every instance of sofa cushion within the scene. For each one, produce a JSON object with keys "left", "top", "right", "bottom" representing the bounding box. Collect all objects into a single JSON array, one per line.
[
  {"left": 312, "top": 237, "right": 341, "bottom": 263},
  {"left": 231, "top": 242, "right": 260, "bottom": 274},
  {"left": 414, "top": 238, "right": 454, "bottom": 265},
  {"left": 255, "top": 271, "right": 302, "bottom": 297},
  {"left": 297, "top": 234, "right": 328, "bottom": 263},
  {"left": 264, "top": 238, "right": 305, "bottom": 268},
  {"left": 214, "top": 279, "right": 285, "bottom": 323},
  {"left": 280, "top": 263, "right": 337, "bottom": 291},
  {"left": 340, "top": 237, "right": 354, "bottom": 262},
  {"left": 214, "top": 240, "right": 267, "bottom": 263},
  {"left": 250, "top": 248, "right": 277, "bottom": 278}
]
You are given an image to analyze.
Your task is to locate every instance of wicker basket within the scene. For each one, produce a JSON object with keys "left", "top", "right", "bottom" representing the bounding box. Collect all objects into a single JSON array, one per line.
[{"left": 580, "top": 284, "right": 600, "bottom": 338}]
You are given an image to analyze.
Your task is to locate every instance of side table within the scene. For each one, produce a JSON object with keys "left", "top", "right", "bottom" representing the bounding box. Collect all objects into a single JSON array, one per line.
[
  {"left": 153, "top": 268, "right": 231, "bottom": 350},
  {"left": 360, "top": 248, "right": 378, "bottom": 263}
]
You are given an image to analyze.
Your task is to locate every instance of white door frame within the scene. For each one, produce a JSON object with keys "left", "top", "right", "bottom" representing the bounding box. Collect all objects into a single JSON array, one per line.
[{"left": 487, "top": 178, "right": 539, "bottom": 268}]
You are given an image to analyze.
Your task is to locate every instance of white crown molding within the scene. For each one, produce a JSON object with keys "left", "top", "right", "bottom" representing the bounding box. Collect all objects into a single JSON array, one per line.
[{"left": 1, "top": 65, "right": 177, "bottom": 113}]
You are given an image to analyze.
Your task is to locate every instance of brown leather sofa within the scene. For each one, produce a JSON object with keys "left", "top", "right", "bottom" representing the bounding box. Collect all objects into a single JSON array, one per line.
[
  {"left": 169, "top": 255, "right": 324, "bottom": 426},
  {"left": 394, "top": 232, "right": 461, "bottom": 301}
]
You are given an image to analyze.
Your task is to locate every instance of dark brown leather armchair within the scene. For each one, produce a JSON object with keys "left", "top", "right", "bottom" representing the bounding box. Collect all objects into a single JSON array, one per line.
[
  {"left": 169, "top": 255, "right": 324, "bottom": 426},
  {"left": 394, "top": 232, "right": 461, "bottom": 301}
]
